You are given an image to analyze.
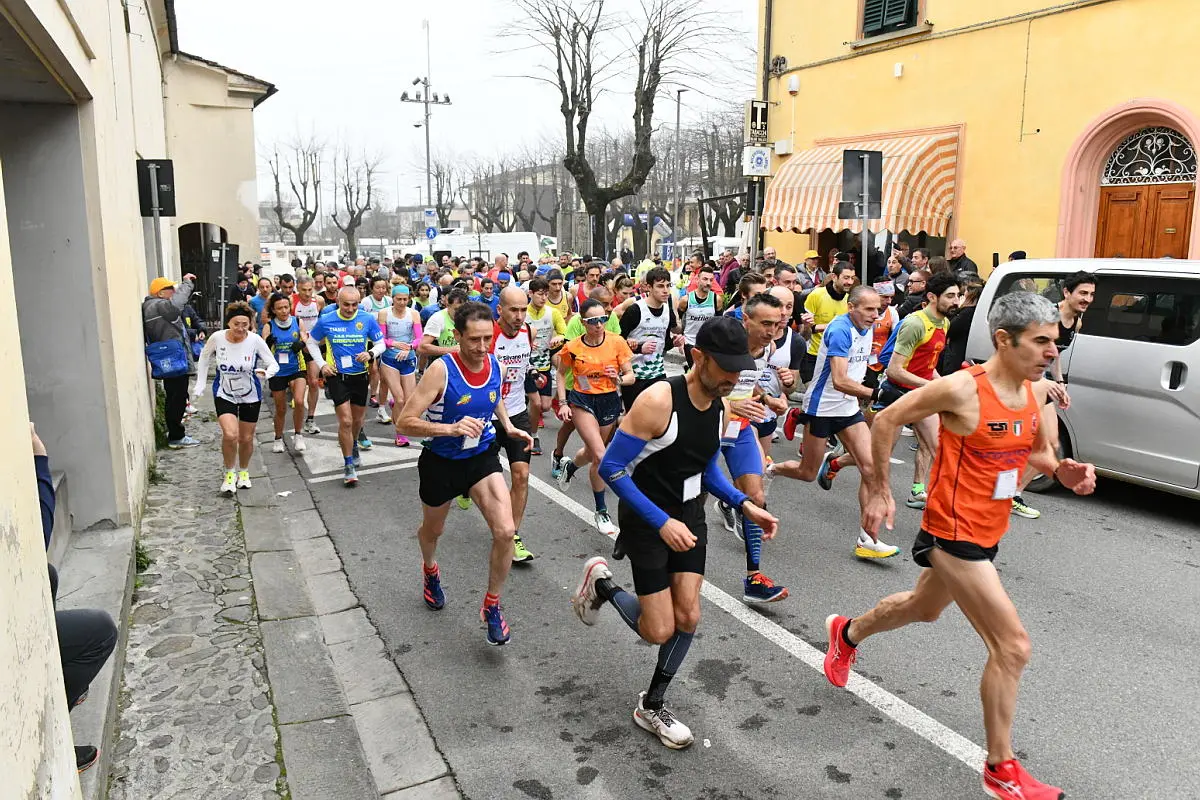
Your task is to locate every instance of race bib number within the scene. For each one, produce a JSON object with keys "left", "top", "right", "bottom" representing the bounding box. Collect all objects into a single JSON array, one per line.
[
  {"left": 575, "top": 374, "right": 591, "bottom": 392},
  {"left": 683, "top": 473, "right": 702, "bottom": 502},
  {"left": 503, "top": 365, "right": 522, "bottom": 397},
  {"left": 220, "top": 373, "right": 254, "bottom": 400},
  {"left": 868, "top": 354, "right": 879, "bottom": 366},
  {"left": 724, "top": 421, "right": 741, "bottom": 440},
  {"left": 339, "top": 355, "right": 353, "bottom": 370},
  {"left": 992, "top": 468, "right": 1019, "bottom": 500},
  {"left": 278, "top": 352, "right": 290, "bottom": 365}
]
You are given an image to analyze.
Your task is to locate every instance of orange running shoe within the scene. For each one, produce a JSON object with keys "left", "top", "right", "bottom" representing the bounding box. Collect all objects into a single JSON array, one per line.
[
  {"left": 982, "top": 759, "right": 1064, "bottom": 799},
  {"left": 823, "top": 614, "right": 857, "bottom": 688}
]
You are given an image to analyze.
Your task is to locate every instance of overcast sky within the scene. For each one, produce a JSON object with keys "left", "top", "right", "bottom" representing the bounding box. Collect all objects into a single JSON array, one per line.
[{"left": 175, "top": 0, "right": 757, "bottom": 208}]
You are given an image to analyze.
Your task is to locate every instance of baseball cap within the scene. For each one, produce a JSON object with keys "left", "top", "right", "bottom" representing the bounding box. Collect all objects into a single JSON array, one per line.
[
  {"left": 693, "top": 316, "right": 757, "bottom": 373},
  {"left": 149, "top": 277, "right": 176, "bottom": 295},
  {"left": 412, "top": 254, "right": 424, "bottom": 264},
  {"left": 497, "top": 272, "right": 512, "bottom": 282},
  {"left": 341, "top": 275, "right": 356, "bottom": 287},
  {"left": 804, "top": 250, "right": 819, "bottom": 260}
]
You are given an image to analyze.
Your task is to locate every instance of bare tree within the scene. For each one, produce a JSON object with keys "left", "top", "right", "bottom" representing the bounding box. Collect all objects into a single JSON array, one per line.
[
  {"left": 331, "top": 149, "right": 381, "bottom": 259},
  {"left": 267, "top": 137, "right": 324, "bottom": 246},
  {"left": 430, "top": 156, "right": 461, "bottom": 228},
  {"left": 509, "top": 0, "right": 723, "bottom": 257}
]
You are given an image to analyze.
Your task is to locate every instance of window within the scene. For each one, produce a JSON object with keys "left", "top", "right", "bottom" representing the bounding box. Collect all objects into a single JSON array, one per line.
[
  {"left": 992, "top": 273, "right": 1069, "bottom": 306},
  {"left": 1084, "top": 277, "right": 1200, "bottom": 346},
  {"left": 862, "top": 0, "right": 919, "bottom": 38}
]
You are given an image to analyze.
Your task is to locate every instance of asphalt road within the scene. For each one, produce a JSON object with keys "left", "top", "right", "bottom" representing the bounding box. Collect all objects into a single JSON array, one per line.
[{"left": 277, "top": 389, "right": 1200, "bottom": 800}]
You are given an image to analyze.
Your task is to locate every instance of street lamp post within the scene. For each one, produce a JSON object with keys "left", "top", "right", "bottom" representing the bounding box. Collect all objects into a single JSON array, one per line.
[
  {"left": 400, "top": 20, "right": 452, "bottom": 211},
  {"left": 672, "top": 89, "right": 687, "bottom": 265}
]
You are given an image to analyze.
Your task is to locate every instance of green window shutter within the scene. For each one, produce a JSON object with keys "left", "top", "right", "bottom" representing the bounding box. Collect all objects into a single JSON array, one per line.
[
  {"left": 883, "top": 0, "right": 916, "bottom": 27},
  {"left": 862, "top": 0, "right": 887, "bottom": 36}
]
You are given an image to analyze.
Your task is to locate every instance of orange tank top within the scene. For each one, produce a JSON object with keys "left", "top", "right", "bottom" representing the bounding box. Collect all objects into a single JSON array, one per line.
[
  {"left": 869, "top": 308, "right": 897, "bottom": 373},
  {"left": 922, "top": 366, "right": 1039, "bottom": 548}
]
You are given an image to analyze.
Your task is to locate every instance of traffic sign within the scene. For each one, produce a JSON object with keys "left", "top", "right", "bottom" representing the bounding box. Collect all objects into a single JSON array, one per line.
[
  {"left": 742, "top": 146, "right": 772, "bottom": 177},
  {"left": 425, "top": 226, "right": 438, "bottom": 240},
  {"left": 424, "top": 208, "right": 437, "bottom": 226},
  {"left": 745, "top": 100, "right": 769, "bottom": 145}
]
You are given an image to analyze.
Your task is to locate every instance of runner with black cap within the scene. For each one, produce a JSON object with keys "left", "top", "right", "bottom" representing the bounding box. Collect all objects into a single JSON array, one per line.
[{"left": 570, "top": 315, "right": 778, "bottom": 750}]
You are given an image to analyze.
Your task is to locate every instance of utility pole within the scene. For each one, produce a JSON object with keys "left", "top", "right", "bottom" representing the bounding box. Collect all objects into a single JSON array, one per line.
[
  {"left": 400, "top": 20, "right": 452, "bottom": 210},
  {"left": 672, "top": 89, "right": 686, "bottom": 266}
]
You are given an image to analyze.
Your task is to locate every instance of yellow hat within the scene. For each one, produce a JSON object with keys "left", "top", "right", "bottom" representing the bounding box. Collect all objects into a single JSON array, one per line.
[
  {"left": 149, "top": 277, "right": 176, "bottom": 295},
  {"left": 804, "top": 250, "right": 820, "bottom": 260}
]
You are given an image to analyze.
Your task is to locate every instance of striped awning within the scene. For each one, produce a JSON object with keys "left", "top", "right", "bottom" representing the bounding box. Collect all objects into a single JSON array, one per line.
[{"left": 761, "top": 131, "right": 960, "bottom": 236}]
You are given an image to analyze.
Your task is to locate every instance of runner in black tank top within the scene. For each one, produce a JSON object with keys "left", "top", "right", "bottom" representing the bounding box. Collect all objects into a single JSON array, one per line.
[{"left": 568, "top": 317, "right": 778, "bottom": 751}]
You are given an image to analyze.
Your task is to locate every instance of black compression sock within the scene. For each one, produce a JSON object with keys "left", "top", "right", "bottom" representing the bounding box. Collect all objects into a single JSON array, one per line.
[
  {"left": 842, "top": 618, "right": 858, "bottom": 648},
  {"left": 644, "top": 667, "right": 671, "bottom": 710},
  {"left": 595, "top": 577, "right": 618, "bottom": 602}
]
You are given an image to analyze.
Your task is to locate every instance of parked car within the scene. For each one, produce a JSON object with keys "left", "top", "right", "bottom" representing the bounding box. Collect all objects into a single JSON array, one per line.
[{"left": 966, "top": 258, "right": 1200, "bottom": 498}]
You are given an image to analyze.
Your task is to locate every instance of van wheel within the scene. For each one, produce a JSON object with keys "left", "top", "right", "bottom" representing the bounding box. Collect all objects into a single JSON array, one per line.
[{"left": 1025, "top": 420, "right": 1071, "bottom": 495}]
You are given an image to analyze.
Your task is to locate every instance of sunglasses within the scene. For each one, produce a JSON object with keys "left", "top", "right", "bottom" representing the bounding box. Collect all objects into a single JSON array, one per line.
[{"left": 583, "top": 315, "right": 609, "bottom": 325}]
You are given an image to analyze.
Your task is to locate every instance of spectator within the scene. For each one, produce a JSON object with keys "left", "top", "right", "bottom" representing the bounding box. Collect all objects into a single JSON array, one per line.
[
  {"left": 797, "top": 249, "right": 827, "bottom": 296},
  {"left": 910, "top": 247, "right": 930, "bottom": 273},
  {"left": 928, "top": 255, "right": 952, "bottom": 276},
  {"left": 1008, "top": 250, "right": 1027, "bottom": 261},
  {"left": 947, "top": 238, "right": 979, "bottom": 276},
  {"left": 143, "top": 274, "right": 199, "bottom": 448},
  {"left": 896, "top": 269, "right": 930, "bottom": 319},
  {"left": 939, "top": 273, "right": 985, "bottom": 375},
  {"left": 887, "top": 252, "right": 912, "bottom": 294},
  {"left": 756, "top": 246, "right": 790, "bottom": 274}
]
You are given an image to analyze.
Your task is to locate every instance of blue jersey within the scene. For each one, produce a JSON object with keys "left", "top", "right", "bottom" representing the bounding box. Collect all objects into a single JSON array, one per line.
[
  {"left": 249, "top": 294, "right": 268, "bottom": 317},
  {"left": 307, "top": 310, "right": 383, "bottom": 376},
  {"left": 484, "top": 294, "right": 501, "bottom": 319},
  {"left": 425, "top": 353, "right": 502, "bottom": 459},
  {"left": 268, "top": 318, "right": 303, "bottom": 378}
]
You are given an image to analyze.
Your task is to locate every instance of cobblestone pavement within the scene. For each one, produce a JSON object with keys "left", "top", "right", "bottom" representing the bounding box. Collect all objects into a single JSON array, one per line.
[{"left": 108, "top": 413, "right": 287, "bottom": 800}]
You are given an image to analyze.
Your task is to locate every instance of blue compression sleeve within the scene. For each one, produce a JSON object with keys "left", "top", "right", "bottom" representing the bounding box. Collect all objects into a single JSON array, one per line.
[
  {"left": 599, "top": 430, "right": 670, "bottom": 530},
  {"left": 702, "top": 452, "right": 750, "bottom": 509}
]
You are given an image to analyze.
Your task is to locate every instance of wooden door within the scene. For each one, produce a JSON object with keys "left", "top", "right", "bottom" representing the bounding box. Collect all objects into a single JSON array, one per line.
[
  {"left": 1095, "top": 186, "right": 1147, "bottom": 258},
  {"left": 1143, "top": 184, "right": 1194, "bottom": 259}
]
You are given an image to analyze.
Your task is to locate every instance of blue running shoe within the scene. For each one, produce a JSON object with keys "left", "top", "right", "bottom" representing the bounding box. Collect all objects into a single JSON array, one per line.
[
  {"left": 743, "top": 572, "right": 789, "bottom": 604},
  {"left": 482, "top": 604, "right": 510, "bottom": 645},
  {"left": 352, "top": 445, "right": 362, "bottom": 468},
  {"left": 357, "top": 429, "right": 373, "bottom": 450},
  {"left": 816, "top": 451, "right": 837, "bottom": 491},
  {"left": 423, "top": 566, "right": 445, "bottom": 610}
]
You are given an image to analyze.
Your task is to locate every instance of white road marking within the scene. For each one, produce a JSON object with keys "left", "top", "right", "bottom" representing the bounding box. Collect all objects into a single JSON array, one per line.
[
  {"left": 307, "top": 461, "right": 420, "bottom": 483},
  {"left": 890, "top": 457, "right": 906, "bottom": 465},
  {"left": 522, "top": 470, "right": 987, "bottom": 773}
]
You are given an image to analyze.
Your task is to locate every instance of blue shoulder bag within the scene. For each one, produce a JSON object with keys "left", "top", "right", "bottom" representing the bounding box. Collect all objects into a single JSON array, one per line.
[{"left": 145, "top": 339, "right": 190, "bottom": 379}]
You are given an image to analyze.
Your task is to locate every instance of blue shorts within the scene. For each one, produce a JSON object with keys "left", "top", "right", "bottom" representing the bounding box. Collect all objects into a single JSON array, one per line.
[
  {"left": 567, "top": 389, "right": 622, "bottom": 427},
  {"left": 381, "top": 352, "right": 417, "bottom": 376},
  {"left": 721, "top": 424, "right": 763, "bottom": 479},
  {"left": 807, "top": 411, "right": 866, "bottom": 440},
  {"left": 752, "top": 416, "right": 778, "bottom": 438}
]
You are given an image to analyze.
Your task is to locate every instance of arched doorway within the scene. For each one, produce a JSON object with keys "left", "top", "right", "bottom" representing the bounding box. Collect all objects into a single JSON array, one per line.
[{"left": 1094, "top": 126, "right": 1196, "bottom": 258}]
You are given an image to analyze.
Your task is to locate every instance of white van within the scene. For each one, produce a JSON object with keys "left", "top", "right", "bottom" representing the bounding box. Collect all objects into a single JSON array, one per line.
[
  {"left": 966, "top": 258, "right": 1200, "bottom": 499},
  {"left": 431, "top": 232, "right": 551, "bottom": 263}
]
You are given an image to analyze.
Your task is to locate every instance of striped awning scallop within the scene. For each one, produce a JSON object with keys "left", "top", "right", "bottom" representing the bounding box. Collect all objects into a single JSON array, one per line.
[{"left": 761, "top": 131, "right": 960, "bottom": 236}]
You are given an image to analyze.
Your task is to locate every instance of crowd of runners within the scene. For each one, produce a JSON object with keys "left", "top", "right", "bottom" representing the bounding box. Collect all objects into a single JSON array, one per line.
[{"left": 172, "top": 247, "right": 1101, "bottom": 800}]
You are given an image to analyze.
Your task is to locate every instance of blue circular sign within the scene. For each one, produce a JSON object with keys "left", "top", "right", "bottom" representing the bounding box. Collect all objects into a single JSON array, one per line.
[{"left": 425, "top": 226, "right": 438, "bottom": 240}]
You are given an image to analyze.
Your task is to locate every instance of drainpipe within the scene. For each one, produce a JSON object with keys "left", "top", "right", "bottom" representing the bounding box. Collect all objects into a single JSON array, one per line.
[
  {"left": 761, "top": 0, "right": 773, "bottom": 102},
  {"left": 755, "top": 0, "right": 773, "bottom": 258}
]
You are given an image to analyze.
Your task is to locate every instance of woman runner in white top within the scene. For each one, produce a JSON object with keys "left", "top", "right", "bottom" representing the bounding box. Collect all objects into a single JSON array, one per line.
[
  {"left": 193, "top": 301, "right": 279, "bottom": 496},
  {"left": 376, "top": 285, "right": 423, "bottom": 446}
]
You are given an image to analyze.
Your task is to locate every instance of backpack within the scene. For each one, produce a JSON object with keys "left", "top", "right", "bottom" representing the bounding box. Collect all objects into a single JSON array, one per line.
[{"left": 145, "top": 339, "right": 190, "bottom": 379}]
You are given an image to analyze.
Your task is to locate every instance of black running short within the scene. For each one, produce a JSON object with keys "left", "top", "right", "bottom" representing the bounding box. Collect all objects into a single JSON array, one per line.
[
  {"left": 494, "top": 410, "right": 534, "bottom": 465},
  {"left": 326, "top": 372, "right": 370, "bottom": 407},
  {"left": 807, "top": 411, "right": 866, "bottom": 440},
  {"left": 417, "top": 442, "right": 503, "bottom": 507},
  {"left": 268, "top": 374, "right": 303, "bottom": 393},
  {"left": 213, "top": 397, "right": 261, "bottom": 423},
  {"left": 616, "top": 497, "right": 707, "bottom": 596},
  {"left": 911, "top": 529, "right": 998, "bottom": 568},
  {"left": 799, "top": 351, "right": 818, "bottom": 384},
  {"left": 524, "top": 370, "right": 554, "bottom": 397}
]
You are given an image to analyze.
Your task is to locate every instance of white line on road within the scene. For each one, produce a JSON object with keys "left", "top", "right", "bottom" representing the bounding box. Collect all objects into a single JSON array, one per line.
[
  {"left": 307, "top": 462, "right": 420, "bottom": 483},
  {"left": 522, "top": 470, "right": 987, "bottom": 773}
]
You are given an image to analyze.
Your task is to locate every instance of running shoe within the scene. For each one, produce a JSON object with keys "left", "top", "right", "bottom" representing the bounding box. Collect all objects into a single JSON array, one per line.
[
  {"left": 571, "top": 556, "right": 612, "bottom": 626},
  {"left": 732, "top": 509, "right": 745, "bottom": 543},
  {"left": 303, "top": 419, "right": 321, "bottom": 435},
  {"left": 854, "top": 530, "right": 900, "bottom": 559},
  {"left": 714, "top": 500, "right": 736, "bottom": 534},
  {"left": 422, "top": 565, "right": 444, "bottom": 609},
  {"left": 456, "top": 495, "right": 473, "bottom": 510},
  {"left": 593, "top": 510, "right": 617, "bottom": 536},
  {"left": 1011, "top": 496, "right": 1041, "bottom": 519},
  {"left": 743, "top": 572, "right": 788, "bottom": 604},
  {"left": 481, "top": 603, "right": 510, "bottom": 645},
  {"left": 816, "top": 451, "right": 838, "bottom": 490},
  {"left": 906, "top": 489, "right": 927, "bottom": 509},
  {"left": 357, "top": 430, "right": 374, "bottom": 450},
  {"left": 512, "top": 534, "right": 535, "bottom": 563},
  {"left": 531, "top": 436, "right": 542, "bottom": 456},
  {"left": 369, "top": 395, "right": 379, "bottom": 408},
  {"left": 909, "top": 440, "right": 920, "bottom": 452},
  {"left": 823, "top": 614, "right": 857, "bottom": 688},
  {"left": 352, "top": 446, "right": 362, "bottom": 468},
  {"left": 76, "top": 745, "right": 99, "bottom": 773},
  {"left": 982, "top": 759, "right": 1064, "bottom": 800},
  {"left": 538, "top": 418, "right": 545, "bottom": 429},
  {"left": 343, "top": 464, "right": 358, "bottom": 486},
  {"left": 633, "top": 692, "right": 694, "bottom": 750},
  {"left": 219, "top": 471, "right": 237, "bottom": 496},
  {"left": 782, "top": 407, "right": 803, "bottom": 441},
  {"left": 185, "top": 402, "right": 198, "bottom": 416},
  {"left": 167, "top": 436, "right": 200, "bottom": 449},
  {"left": 293, "top": 433, "right": 306, "bottom": 452},
  {"left": 901, "top": 425, "right": 915, "bottom": 437},
  {"left": 829, "top": 435, "right": 846, "bottom": 460},
  {"left": 771, "top": 430, "right": 780, "bottom": 442},
  {"left": 550, "top": 455, "right": 565, "bottom": 481},
  {"left": 555, "top": 456, "right": 574, "bottom": 489},
  {"left": 236, "top": 470, "right": 252, "bottom": 489},
  {"left": 272, "top": 438, "right": 285, "bottom": 454},
  {"left": 395, "top": 434, "right": 410, "bottom": 447},
  {"left": 376, "top": 407, "right": 392, "bottom": 424}
]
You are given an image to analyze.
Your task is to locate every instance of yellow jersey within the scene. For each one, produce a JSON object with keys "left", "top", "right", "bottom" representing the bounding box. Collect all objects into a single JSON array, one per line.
[{"left": 805, "top": 287, "right": 849, "bottom": 355}]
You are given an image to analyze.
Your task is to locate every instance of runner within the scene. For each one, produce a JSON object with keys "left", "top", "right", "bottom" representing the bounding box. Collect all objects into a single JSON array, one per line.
[
  {"left": 395, "top": 301, "right": 534, "bottom": 645},
  {"left": 862, "top": 282, "right": 899, "bottom": 406},
  {"left": 304, "top": 287, "right": 386, "bottom": 486},
  {"left": 617, "top": 267, "right": 683, "bottom": 410},
  {"left": 677, "top": 265, "right": 722, "bottom": 369},
  {"left": 574, "top": 262, "right": 602, "bottom": 309},
  {"left": 524, "top": 276, "right": 567, "bottom": 456},
  {"left": 362, "top": 277, "right": 392, "bottom": 414},
  {"left": 776, "top": 286, "right": 901, "bottom": 558},
  {"left": 723, "top": 273, "right": 768, "bottom": 321},
  {"left": 757, "top": 285, "right": 805, "bottom": 447},
  {"left": 376, "top": 285, "right": 422, "bottom": 447},
  {"left": 293, "top": 276, "right": 326, "bottom": 435},
  {"left": 545, "top": 269, "right": 575, "bottom": 323},
  {"left": 262, "top": 293, "right": 308, "bottom": 454},
  {"left": 713, "top": 292, "right": 789, "bottom": 603},
  {"left": 1012, "top": 270, "right": 1094, "bottom": 520},
  {"left": 800, "top": 262, "right": 855, "bottom": 383},
  {"left": 823, "top": 292, "right": 1096, "bottom": 800},
  {"left": 554, "top": 299, "right": 635, "bottom": 534},
  {"left": 570, "top": 315, "right": 777, "bottom": 749},
  {"left": 249, "top": 277, "right": 275, "bottom": 326},
  {"left": 490, "top": 287, "right": 538, "bottom": 562},
  {"left": 191, "top": 302, "right": 279, "bottom": 495}
]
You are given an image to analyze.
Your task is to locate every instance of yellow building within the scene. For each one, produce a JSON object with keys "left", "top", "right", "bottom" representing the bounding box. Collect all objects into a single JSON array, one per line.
[{"left": 758, "top": 0, "right": 1200, "bottom": 274}]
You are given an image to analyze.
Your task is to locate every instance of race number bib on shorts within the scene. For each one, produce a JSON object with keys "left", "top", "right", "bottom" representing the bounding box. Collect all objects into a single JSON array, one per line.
[
  {"left": 992, "top": 468, "right": 1019, "bottom": 500},
  {"left": 683, "top": 473, "right": 702, "bottom": 502}
]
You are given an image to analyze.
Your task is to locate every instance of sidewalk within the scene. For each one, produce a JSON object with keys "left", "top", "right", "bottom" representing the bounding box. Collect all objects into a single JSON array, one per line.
[{"left": 107, "top": 403, "right": 459, "bottom": 800}]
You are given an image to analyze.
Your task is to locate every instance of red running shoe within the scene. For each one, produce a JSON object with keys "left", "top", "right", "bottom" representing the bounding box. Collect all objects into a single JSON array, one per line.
[
  {"left": 782, "top": 407, "right": 803, "bottom": 441},
  {"left": 823, "top": 614, "right": 857, "bottom": 688},
  {"left": 982, "top": 760, "right": 1064, "bottom": 800}
]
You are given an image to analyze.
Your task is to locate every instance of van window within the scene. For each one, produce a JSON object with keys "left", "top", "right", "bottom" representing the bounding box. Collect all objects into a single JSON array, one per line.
[
  {"left": 991, "top": 273, "right": 1068, "bottom": 305},
  {"left": 1083, "top": 277, "right": 1200, "bottom": 346}
]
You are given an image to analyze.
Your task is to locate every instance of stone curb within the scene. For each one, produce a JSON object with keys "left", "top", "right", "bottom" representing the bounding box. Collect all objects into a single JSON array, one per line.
[{"left": 245, "top": 446, "right": 461, "bottom": 799}]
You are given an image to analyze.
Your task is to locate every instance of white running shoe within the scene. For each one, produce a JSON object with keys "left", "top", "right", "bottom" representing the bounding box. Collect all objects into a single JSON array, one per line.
[
  {"left": 236, "top": 470, "right": 252, "bottom": 489},
  {"left": 272, "top": 438, "right": 285, "bottom": 454},
  {"left": 714, "top": 499, "right": 736, "bottom": 533},
  {"left": 905, "top": 489, "right": 927, "bottom": 509},
  {"left": 854, "top": 529, "right": 900, "bottom": 560},
  {"left": 293, "top": 433, "right": 306, "bottom": 452},
  {"left": 303, "top": 419, "right": 321, "bottom": 435},
  {"left": 219, "top": 471, "right": 237, "bottom": 496},
  {"left": 594, "top": 510, "right": 618, "bottom": 536},
  {"left": 376, "top": 408, "right": 392, "bottom": 424},
  {"left": 571, "top": 556, "right": 612, "bottom": 626},
  {"left": 901, "top": 425, "right": 915, "bottom": 437},
  {"left": 633, "top": 692, "right": 694, "bottom": 750}
]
